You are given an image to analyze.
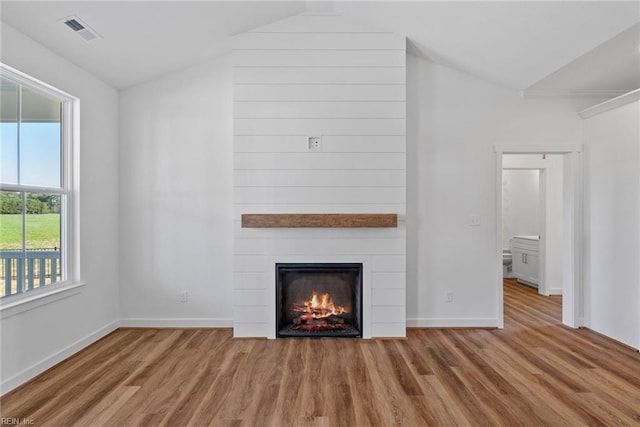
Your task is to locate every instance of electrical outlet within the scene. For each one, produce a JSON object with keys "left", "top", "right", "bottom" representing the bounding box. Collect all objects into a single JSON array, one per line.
[
  {"left": 180, "top": 291, "right": 188, "bottom": 303},
  {"left": 308, "top": 136, "right": 322, "bottom": 152},
  {"left": 469, "top": 214, "right": 481, "bottom": 226},
  {"left": 446, "top": 291, "right": 454, "bottom": 303}
]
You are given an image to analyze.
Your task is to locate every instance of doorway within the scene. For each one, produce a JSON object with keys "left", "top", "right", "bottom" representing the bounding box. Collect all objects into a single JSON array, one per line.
[
  {"left": 494, "top": 145, "right": 583, "bottom": 329},
  {"left": 502, "top": 167, "right": 542, "bottom": 291},
  {"left": 502, "top": 155, "right": 564, "bottom": 297}
]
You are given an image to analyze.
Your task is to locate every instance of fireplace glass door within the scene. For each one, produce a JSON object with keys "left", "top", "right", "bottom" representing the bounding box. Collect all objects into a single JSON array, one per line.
[{"left": 276, "top": 263, "right": 363, "bottom": 338}]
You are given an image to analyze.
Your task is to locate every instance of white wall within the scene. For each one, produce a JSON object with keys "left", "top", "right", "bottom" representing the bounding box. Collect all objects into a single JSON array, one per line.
[
  {"left": 118, "top": 56, "right": 234, "bottom": 326},
  {"left": 232, "top": 14, "right": 407, "bottom": 338},
  {"left": 0, "top": 24, "right": 120, "bottom": 392},
  {"left": 583, "top": 95, "right": 639, "bottom": 349},
  {"left": 502, "top": 168, "right": 540, "bottom": 247},
  {"left": 405, "top": 54, "right": 589, "bottom": 326},
  {"left": 117, "top": 35, "right": 592, "bottom": 333}
]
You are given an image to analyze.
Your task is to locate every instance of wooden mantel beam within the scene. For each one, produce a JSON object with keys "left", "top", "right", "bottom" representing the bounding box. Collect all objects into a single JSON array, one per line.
[{"left": 241, "top": 213, "right": 398, "bottom": 228}]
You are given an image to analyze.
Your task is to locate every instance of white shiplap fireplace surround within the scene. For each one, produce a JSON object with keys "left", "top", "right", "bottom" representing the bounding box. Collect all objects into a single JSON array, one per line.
[{"left": 232, "top": 13, "right": 406, "bottom": 338}]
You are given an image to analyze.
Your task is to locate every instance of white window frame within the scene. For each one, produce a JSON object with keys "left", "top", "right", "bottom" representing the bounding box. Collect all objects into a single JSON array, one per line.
[{"left": 0, "top": 63, "right": 84, "bottom": 318}]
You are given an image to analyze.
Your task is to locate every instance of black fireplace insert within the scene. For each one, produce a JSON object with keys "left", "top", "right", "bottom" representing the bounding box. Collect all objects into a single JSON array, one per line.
[{"left": 276, "top": 263, "right": 363, "bottom": 338}]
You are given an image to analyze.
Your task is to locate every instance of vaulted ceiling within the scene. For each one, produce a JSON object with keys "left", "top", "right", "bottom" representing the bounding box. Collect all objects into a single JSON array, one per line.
[{"left": 1, "top": 1, "right": 639, "bottom": 92}]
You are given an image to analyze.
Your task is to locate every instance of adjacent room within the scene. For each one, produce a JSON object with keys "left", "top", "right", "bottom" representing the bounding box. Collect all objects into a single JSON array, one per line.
[{"left": 1, "top": 1, "right": 639, "bottom": 424}]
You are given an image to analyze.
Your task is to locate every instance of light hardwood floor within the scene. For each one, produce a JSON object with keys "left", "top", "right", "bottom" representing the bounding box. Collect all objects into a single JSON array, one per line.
[{"left": 1, "top": 280, "right": 639, "bottom": 426}]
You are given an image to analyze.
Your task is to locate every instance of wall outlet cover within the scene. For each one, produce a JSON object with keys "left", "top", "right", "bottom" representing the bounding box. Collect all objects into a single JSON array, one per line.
[{"left": 308, "top": 136, "right": 322, "bottom": 152}]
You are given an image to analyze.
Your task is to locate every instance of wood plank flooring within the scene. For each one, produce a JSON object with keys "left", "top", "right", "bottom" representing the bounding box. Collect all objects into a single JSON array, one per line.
[{"left": 1, "top": 280, "right": 639, "bottom": 426}]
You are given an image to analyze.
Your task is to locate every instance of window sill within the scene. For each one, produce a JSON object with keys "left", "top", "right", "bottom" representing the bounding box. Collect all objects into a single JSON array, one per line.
[{"left": 0, "top": 281, "right": 86, "bottom": 319}]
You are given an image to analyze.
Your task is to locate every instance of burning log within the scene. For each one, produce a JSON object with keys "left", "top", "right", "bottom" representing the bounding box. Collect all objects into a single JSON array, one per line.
[
  {"left": 289, "top": 290, "right": 350, "bottom": 331},
  {"left": 311, "top": 308, "right": 336, "bottom": 317},
  {"left": 292, "top": 323, "right": 350, "bottom": 331},
  {"left": 324, "top": 315, "right": 344, "bottom": 323},
  {"left": 292, "top": 292, "right": 347, "bottom": 316},
  {"left": 293, "top": 302, "right": 309, "bottom": 311},
  {"left": 291, "top": 314, "right": 346, "bottom": 328}
]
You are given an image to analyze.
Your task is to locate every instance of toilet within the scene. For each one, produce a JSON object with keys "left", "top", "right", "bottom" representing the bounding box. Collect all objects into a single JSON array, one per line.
[{"left": 503, "top": 249, "right": 513, "bottom": 277}]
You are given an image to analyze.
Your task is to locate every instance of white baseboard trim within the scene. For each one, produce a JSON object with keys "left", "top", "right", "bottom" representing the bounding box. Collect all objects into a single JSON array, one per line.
[
  {"left": 549, "top": 288, "right": 563, "bottom": 296},
  {"left": 120, "top": 318, "right": 233, "bottom": 328},
  {"left": 1, "top": 319, "right": 120, "bottom": 396},
  {"left": 406, "top": 318, "right": 498, "bottom": 328}
]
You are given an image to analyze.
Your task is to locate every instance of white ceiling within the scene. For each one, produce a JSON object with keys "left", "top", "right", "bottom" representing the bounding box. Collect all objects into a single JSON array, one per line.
[
  {"left": 1, "top": 1, "right": 639, "bottom": 92},
  {"left": 336, "top": 1, "right": 640, "bottom": 91},
  {"left": 527, "top": 22, "right": 640, "bottom": 93},
  {"left": 0, "top": 1, "right": 306, "bottom": 89}
]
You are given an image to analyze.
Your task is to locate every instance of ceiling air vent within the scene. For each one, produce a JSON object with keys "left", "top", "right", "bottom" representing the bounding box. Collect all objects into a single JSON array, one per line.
[{"left": 61, "top": 16, "right": 101, "bottom": 41}]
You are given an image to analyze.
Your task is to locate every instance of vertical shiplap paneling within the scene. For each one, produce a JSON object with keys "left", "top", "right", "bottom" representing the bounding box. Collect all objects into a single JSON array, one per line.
[{"left": 233, "top": 13, "right": 406, "bottom": 338}]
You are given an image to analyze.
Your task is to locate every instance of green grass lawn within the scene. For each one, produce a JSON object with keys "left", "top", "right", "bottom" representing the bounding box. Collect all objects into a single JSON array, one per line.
[{"left": 0, "top": 214, "right": 60, "bottom": 250}]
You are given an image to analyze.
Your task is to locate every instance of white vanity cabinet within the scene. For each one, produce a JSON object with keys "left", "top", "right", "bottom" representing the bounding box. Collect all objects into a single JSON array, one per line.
[{"left": 512, "top": 236, "right": 539, "bottom": 287}]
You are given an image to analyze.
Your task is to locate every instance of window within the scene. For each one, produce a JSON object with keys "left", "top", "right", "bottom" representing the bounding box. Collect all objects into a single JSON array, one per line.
[{"left": 0, "top": 64, "right": 78, "bottom": 300}]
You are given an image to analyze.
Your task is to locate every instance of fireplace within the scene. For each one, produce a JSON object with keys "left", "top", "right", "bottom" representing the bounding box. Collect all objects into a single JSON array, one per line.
[{"left": 276, "top": 263, "right": 363, "bottom": 338}]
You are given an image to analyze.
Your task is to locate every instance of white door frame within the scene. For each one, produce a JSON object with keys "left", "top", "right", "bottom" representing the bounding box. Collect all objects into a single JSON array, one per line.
[{"left": 495, "top": 144, "right": 583, "bottom": 328}]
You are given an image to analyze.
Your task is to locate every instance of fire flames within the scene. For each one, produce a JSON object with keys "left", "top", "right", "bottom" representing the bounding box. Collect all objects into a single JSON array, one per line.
[
  {"left": 291, "top": 291, "right": 349, "bottom": 330},
  {"left": 294, "top": 291, "right": 347, "bottom": 319}
]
